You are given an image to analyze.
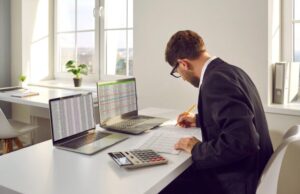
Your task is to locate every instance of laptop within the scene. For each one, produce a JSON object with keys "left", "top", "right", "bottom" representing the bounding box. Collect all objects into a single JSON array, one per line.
[
  {"left": 97, "top": 78, "right": 168, "bottom": 134},
  {"left": 49, "top": 93, "right": 128, "bottom": 155}
]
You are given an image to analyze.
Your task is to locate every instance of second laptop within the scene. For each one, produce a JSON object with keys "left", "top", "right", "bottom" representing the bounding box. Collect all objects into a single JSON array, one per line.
[{"left": 97, "top": 78, "right": 167, "bottom": 134}]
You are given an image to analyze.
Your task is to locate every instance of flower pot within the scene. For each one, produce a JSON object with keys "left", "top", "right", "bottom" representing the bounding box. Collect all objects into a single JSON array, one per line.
[{"left": 73, "top": 78, "right": 82, "bottom": 87}]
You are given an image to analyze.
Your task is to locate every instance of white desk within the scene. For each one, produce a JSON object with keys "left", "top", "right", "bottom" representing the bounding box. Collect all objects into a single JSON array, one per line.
[
  {"left": 0, "top": 86, "right": 90, "bottom": 143},
  {"left": 0, "top": 86, "right": 93, "bottom": 109},
  {"left": 0, "top": 108, "right": 201, "bottom": 194}
]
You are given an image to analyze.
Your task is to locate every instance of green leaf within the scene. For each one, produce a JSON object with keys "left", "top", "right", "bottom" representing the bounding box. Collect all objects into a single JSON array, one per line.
[
  {"left": 78, "top": 64, "right": 87, "bottom": 69},
  {"left": 64, "top": 60, "right": 89, "bottom": 78},
  {"left": 18, "top": 75, "right": 26, "bottom": 82},
  {"left": 66, "top": 60, "right": 75, "bottom": 66}
]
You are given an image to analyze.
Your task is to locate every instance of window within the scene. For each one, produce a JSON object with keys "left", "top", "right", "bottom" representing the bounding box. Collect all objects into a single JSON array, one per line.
[
  {"left": 282, "top": 0, "right": 300, "bottom": 62},
  {"left": 55, "top": 0, "right": 99, "bottom": 79},
  {"left": 281, "top": 0, "right": 300, "bottom": 103},
  {"left": 102, "top": 0, "right": 133, "bottom": 77},
  {"left": 293, "top": 0, "right": 300, "bottom": 61},
  {"left": 54, "top": 0, "right": 133, "bottom": 80}
]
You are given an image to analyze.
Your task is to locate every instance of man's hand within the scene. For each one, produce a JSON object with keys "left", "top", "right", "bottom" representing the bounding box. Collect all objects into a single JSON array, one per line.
[
  {"left": 175, "top": 137, "right": 200, "bottom": 153},
  {"left": 177, "top": 112, "right": 196, "bottom": 128}
]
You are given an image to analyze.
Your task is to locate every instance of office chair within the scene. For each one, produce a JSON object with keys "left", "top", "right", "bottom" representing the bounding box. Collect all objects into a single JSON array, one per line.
[
  {"left": 256, "top": 125, "right": 300, "bottom": 194},
  {"left": 0, "top": 108, "right": 38, "bottom": 154}
]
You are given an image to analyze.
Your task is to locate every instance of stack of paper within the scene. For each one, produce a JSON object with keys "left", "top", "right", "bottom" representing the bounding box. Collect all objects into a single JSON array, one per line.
[
  {"left": 4, "top": 88, "right": 39, "bottom": 98},
  {"left": 139, "top": 124, "right": 201, "bottom": 155}
]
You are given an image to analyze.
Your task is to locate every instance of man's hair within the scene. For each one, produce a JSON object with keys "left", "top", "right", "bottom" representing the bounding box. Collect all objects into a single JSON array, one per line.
[{"left": 165, "top": 30, "right": 206, "bottom": 67}]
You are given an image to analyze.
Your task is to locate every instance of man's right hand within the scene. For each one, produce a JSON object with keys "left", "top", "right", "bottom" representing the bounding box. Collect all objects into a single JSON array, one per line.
[{"left": 177, "top": 112, "right": 196, "bottom": 128}]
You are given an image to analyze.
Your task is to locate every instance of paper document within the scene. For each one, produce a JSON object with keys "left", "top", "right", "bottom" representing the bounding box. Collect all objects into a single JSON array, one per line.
[
  {"left": 140, "top": 123, "right": 201, "bottom": 155},
  {"left": 3, "top": 88, "right": 39, "bottom": 98}
]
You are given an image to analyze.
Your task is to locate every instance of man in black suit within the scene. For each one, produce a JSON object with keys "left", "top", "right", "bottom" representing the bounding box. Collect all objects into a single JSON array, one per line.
[{"left": 160, "top": 30, "right": 274, "bottom": 194}]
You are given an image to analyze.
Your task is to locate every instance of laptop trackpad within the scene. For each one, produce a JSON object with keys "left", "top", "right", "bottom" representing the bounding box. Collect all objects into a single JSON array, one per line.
[{"left": 77, "top": 134, "right": 128, "bottom": 153}]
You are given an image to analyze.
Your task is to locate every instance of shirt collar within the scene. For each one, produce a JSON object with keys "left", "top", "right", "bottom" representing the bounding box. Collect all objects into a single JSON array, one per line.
[{"left": 199, "top": 56, "right": 217, "bottom": 88}]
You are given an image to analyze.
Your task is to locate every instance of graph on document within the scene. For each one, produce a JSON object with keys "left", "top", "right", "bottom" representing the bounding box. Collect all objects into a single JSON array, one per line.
[{"left": 98, "top": 80, "right": 137, "bottom": 122}]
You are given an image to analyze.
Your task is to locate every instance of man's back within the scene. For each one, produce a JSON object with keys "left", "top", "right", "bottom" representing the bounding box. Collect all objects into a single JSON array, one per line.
[{"left": 193, "top": 58, "right": 274, "bottom": 194}]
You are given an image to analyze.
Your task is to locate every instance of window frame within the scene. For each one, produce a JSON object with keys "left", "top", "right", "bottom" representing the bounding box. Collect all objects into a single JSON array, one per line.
[
  {"left": 53, "top": 0, "right": 133, "bottom": 82},
  {"left": 282, "top": 0, "right": 299, "bottom": 62},
  {"left": 100, "top": 0, "right": 133, "bottom": 80},
  {"left": 281, "top": 0, "right": 300, "bottom": 104},
  {"left": 54, "top": 0, "right": 100, "bottom": 81}
]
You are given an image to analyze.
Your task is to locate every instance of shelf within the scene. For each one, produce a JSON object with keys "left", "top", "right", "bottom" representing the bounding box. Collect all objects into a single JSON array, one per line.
[{"left": 264, "top": 104, "right": 300, "bottom": 116}]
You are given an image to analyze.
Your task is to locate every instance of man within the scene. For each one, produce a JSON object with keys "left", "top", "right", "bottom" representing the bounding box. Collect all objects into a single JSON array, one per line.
[{"left": 161, "top": 30, "right": 273, "bottom": 194}]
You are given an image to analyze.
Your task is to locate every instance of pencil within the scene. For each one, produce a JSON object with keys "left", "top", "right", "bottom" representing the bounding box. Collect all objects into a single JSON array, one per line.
[
  {"left": 176, "top": 104, "right": 197, "bottom": 126},
  {"left": 185, "top": 104, "right": 196, "bottom": 113}
]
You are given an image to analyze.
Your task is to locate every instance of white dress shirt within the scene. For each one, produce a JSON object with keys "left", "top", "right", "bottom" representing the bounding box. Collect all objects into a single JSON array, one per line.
[{"left": 199, "top": 56, "right": 217, "bottom": 88}]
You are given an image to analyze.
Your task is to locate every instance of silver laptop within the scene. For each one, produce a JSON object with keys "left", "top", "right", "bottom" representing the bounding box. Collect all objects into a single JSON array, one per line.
[
  {"left": 97, "top": 78, "right": 167, "bottom": 134},
  {"left": 49, "top": 93, "right": 128, "bottom": 155}
]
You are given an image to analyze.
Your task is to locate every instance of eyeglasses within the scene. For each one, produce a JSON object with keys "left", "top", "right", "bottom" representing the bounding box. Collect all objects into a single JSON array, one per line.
[{"left": 170, "top": 62, "right": 181, "bottom": 78}]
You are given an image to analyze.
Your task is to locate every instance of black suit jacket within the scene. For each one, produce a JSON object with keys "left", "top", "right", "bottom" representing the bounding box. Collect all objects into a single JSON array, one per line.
[{"left": 191, "top": 58, "right": 273, "bottom": 194}]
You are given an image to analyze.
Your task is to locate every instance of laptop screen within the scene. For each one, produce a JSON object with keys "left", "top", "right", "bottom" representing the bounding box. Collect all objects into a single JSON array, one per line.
[
  {"left": 49, "top": 93, "right": 95, "bottom": 142},
  {"left": 97, "top": 78, "right": 138, "bottom": 124}
]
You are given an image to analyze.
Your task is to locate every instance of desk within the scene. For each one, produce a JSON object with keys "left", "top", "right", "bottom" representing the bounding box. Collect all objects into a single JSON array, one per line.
[
  {"left": 0, "top": 86, "right": 99, "bottom": 142},
  {"left": 0, "top": 86, "right": 94, "bottom": 109},
  {"left": 0, "top": 108, "right": 201, "bottom": 194}
]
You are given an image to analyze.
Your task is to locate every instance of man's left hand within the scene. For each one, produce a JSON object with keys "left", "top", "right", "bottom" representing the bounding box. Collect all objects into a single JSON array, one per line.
[{"left": 175, "top": 137, "right": 200, "bottom": 153}]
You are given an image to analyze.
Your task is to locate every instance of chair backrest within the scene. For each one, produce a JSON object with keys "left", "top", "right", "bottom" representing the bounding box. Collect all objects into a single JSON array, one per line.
[
  {"left": 0, "top": 108, "right": 20, "bottom": 138},
  {"left": 256, "top": 125, "right": 300, "bottom": 194}
]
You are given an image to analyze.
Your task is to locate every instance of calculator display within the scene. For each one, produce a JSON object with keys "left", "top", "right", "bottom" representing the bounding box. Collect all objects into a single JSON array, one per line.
[{"left": 109, "top": 152, "right": 132, "bottom": 166}]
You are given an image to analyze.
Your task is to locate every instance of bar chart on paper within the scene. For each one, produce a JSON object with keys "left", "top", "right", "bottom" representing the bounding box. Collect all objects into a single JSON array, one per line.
[{"left": 98, "top": 79, "right": 137, "bottom": 122}]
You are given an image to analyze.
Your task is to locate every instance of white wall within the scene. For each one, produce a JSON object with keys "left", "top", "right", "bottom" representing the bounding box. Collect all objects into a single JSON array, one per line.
[
  {"left": 11, "top": 0, "right": 53, "bottom": 86},
  {"left": 134, "top": 1, "right": 300, "bottom": 193},
  {"left": 0, "top": 0, "right": 11, "bottom": 87},
  {"left": 0, "top": 0, "right": 11, "bottom": 116},
  {"left": 134, "top": 0, "right": 268, "bottom": 111},
  {"left": 11, "top": 0, "right": 22, "bottom": 86}
]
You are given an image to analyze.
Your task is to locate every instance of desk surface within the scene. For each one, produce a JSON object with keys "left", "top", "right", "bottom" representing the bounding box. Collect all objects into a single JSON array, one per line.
[
  {"left": 0, "top": 86, "right": 95, "bottom": 109},
  {"left": 0, "top": 108, "right": 201, "bottom": 194}
]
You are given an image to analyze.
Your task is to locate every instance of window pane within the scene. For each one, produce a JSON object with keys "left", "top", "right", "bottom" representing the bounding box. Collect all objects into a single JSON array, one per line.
[
  {"left": 77, "top": 32, "right": 95, "bottom": 74},
  {"left": 294, "top": 24, "right": 300, "bottom": 61},
  {"left": 77, "top": 0, "right": 95, "bottom": 31},
  {"left": 57, "top": 33, "right": 76, "bottom": 72},
  {"left": 57, "top": 0, "right": 75, "bottom": 32},
  {"left": 128, "top": 0, "right": 133, "bottom": 28},
  {"left": 106, "top": 30, "right": 127, "bottom": 75},
  {"left": 295, "top": 0, "right": 300, "bottom": 20},
  {"left": 104, "top": 0, "right": 127, "bottom": 29},
  {"left": 128, "top": 30, "right": 133, "bottom": 75}
]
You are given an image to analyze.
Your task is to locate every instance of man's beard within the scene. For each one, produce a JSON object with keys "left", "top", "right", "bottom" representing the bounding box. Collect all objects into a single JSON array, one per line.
[
  {"left": 189, "top": 76, "right": 200, "bottom": 88},
  {"left": 181, "top": 69, "right": 200, "bottom": 88}
]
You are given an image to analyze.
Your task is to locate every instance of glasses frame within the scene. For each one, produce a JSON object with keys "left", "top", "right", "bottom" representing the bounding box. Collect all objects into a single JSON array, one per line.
[{"left": 170, "top": 62, "right": 181, "bottom": 78}]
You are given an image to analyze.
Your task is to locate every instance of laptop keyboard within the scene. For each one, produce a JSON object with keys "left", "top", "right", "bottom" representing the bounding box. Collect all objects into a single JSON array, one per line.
[
  {"left": 109, "top": 118, "right": 148, "bottom": 129},
  {"left": 61, "top": 132, "right": 110, "bottom": 149}
]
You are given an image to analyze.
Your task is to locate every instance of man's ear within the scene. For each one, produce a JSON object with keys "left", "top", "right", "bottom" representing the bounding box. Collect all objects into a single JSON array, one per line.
[{"left": 178, "top": 59, "right": 193, "bottom": 71}]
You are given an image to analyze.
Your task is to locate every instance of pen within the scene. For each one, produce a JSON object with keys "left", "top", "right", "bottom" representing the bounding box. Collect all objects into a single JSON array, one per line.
[{"left": 176, "top": 104, "right": 197, "bottom": 126}]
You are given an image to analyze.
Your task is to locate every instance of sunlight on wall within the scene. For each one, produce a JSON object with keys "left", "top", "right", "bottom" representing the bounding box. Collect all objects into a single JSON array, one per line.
[
  {"left": 29, "top": 0, "right": 50, "bottom": 82},
  {"left": 30, "top": 38, "right": 49, "bottom": 82}
]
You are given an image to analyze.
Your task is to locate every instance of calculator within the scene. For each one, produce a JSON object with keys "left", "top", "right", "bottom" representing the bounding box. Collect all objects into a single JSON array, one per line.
[{"left": 108, "top": 149, "right": 168, "bottom": 169}]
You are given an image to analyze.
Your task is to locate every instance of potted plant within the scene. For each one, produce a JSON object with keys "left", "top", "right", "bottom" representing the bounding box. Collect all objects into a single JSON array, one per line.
[
  {"left": 65, "top": 60, "right": 88, "bottom": 87},
  {"left": 18, "top": 74, "right": 27, "bottom": 87}
]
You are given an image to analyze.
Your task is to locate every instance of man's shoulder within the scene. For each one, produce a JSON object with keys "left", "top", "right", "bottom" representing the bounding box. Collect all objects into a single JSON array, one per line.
[
  {"left": 201, "top": 58, "right": 252, "bottom": 93},
  {"left": 205, "top": 58, "right": 248, "bottom": 81}
]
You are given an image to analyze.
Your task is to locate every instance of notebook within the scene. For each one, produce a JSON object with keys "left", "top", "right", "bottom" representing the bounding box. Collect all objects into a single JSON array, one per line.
[
  {"left": 97, "top": 78, "right": 168, "bottom": 134},
  {"left": 49, "top": 93, "right": 128, "bottom": 155},
  {"left": 0, "top": 87, "right": 39, "bottom": 98}
]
